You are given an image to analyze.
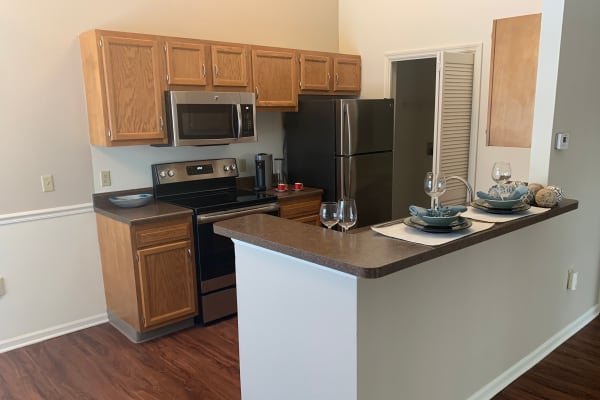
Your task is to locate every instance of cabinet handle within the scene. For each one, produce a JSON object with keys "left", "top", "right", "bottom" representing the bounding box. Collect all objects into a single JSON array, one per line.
[
  {"left": 255, "top": 86, "right": 259, "bottom": 99},
  {"left": 166, "top": 74, "right": 170, "bottom": 84},
  {"left": 159, "top": 116, "right": 164, "bottom": 131},
  {"left": 187, "top": 248, "right": 191, "bottom": 257},
  {"left": 202, "top": 63, "right": 206, "bottom": 77},
  {"left": 336, "top": 73, "right": 339, "bottom": 84},
  {"left": 299, "top": 81, "right": 302, "bottom": 89},
  {"left": 328, "top": 72, "right": 331, "bottom": 82},
  {"left": 214, "top": 65, "right": 219, "bottom": 77}
]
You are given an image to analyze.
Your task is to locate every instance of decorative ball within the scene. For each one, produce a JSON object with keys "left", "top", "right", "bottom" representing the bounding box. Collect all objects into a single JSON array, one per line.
[
  {"left": 545, "top": 185, "right": 565, "bottom": 202},
  {"left": 535, "top": 187, "right": 560, "bottom": 207},
  {"left": 524, "top": 183, "right": 544, "bottom": 205}
]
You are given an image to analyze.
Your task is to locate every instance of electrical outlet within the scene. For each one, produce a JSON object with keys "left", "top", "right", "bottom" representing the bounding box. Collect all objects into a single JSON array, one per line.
[
  {"left": 567, "top": 269, "right": 578, "bottom": 291},
  {"left": 101, "top": 170, "right": 112, "bottom": 187},
  {"left": 41, "top": 175, "right": 55, "bottom": 192},
  {"left": 238, "top": 159, "right": 247, "bottom": 172},
  {"left": 0, "top": 275, "right": 5, "bottom": 296}
]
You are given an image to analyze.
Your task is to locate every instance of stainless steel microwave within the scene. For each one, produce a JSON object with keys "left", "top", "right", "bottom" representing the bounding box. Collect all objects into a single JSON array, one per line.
[{"left": 163, "top": 91, "right": 256, "bottom": 146}]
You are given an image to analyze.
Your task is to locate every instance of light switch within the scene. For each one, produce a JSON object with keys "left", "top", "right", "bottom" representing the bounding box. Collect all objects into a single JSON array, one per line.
[
  {"left": 555, "top": 132, "right": 569, "bottom": 150},
  {"left": 41, "top": 175, "right": 55, "bottom": 192}
]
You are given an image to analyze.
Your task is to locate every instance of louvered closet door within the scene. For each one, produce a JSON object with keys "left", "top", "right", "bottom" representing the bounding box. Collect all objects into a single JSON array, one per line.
[{"left": 435, "top": 52, "right": 475, "bottom": 205}]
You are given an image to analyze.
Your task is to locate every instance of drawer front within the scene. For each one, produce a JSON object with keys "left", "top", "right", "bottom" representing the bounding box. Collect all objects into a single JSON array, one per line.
[
  {"left": 135, "top": 218, "right": 192, "bottom": 248},
  {"left": 279, "top": 196, "right": 321, "bottom": 219}
]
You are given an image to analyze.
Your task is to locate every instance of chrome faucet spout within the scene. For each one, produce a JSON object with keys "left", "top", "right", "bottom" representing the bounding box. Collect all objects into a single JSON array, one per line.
[{"left": 446, "top": 175, "right": 473, "bottom": 204}]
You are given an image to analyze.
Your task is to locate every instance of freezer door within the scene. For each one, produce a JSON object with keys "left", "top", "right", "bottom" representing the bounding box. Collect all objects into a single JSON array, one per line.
[
  {"left": 336, "top": 99, "right": 394, "bottom": 156},
  {"left": 336, "top": 152, "right": 393, "bottom": 228}
]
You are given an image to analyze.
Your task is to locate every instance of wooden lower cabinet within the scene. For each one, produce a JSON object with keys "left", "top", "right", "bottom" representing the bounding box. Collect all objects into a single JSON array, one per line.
[
  {"left": 96, "top": 214, "right": 198, "bottom": 342},
  {"left": 270, "top": 187, "right": 323, "bottom": 226}
]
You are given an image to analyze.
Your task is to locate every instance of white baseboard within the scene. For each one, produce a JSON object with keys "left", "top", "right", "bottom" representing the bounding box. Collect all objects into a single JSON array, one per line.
[
  {"left": 468, "top": 304, "right": 600, "bottom": 400},
  {"left": 0, "top": 313, "right": 108, "bottom": 353}
]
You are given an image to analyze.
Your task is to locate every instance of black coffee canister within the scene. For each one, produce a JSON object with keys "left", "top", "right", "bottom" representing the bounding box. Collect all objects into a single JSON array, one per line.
[{"left": 254, "top": 153, "right": 273, "bottom": 191}]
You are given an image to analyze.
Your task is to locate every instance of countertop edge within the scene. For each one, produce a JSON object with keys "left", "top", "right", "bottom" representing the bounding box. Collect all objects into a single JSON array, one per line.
[{"left": 214, "top": 199, "right": 579, "bottom": 279}]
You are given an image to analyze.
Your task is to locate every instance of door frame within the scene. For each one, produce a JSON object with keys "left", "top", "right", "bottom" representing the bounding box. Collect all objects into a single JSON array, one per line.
[{"left": 384, "top": 43, "right": 483, "bottom": 187}]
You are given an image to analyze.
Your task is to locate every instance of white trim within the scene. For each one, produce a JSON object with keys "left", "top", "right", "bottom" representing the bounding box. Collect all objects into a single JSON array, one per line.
[
  {"left": 0, "top": 203, "right": 94, "bottom": 226},
  {"left": 0, "top": 313, "right": 108, "bottom": 353},
  {"left": 467, "top": 304, "right": 600, "bottom": 400},
  {"left": 383, "top": 43, "right": 482, "bottom": 186}
]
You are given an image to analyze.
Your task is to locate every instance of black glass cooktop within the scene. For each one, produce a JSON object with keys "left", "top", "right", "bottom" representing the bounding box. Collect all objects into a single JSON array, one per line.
[{"left": 162, "top": 189, "right": 277, "bottom": 214}]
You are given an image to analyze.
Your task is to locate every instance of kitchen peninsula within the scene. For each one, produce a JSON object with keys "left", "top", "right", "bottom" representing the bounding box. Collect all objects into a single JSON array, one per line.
[{"left": 215, "top": 199, "right": 578, "bottom": 400}]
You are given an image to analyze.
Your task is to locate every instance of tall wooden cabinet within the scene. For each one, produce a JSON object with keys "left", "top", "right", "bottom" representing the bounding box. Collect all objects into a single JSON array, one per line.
[
  {"left": 96, "top": 214, "right": 197, "bottom": 342},
  {"left": 487, "top": 13, "right": 541, "bottom": 148},
  {"left": 79, "top": 30, "right": 167, "bottom": 146}
]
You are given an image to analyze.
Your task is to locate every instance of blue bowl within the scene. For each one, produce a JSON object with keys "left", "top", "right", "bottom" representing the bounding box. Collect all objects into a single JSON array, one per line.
[
  {"left": 419, "top": 214, "right": 459, "bottom": 226},
  {"left": 484, "top": 198, "right": 522, "bottom": 209},
  {"left": 109, "top": 193, "right": 153, "bottom": 208}
]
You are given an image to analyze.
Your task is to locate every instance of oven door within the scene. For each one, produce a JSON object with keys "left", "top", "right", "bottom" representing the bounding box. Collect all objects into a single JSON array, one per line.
[
  {"left": 165, "top": 91, "right": 256, "bottom": 146},
  {"left": 194, "top": 202, "right": 279, "bottom": 324}
]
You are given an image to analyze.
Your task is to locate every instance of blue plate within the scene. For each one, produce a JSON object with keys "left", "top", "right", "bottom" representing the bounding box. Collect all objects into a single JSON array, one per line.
[{"left": 109, "top": 193, "right": 153, "bottom": 208}]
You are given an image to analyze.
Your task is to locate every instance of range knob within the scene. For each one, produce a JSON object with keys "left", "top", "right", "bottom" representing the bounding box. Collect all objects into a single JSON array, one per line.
[
  {"left": 230, "top": 164, "right": 237, "bottom": 171},
  {"left": 159, "top": 170, "right": 167, "bottom": 178},
  {"left": 224, "top": 165, "right": 231, "bottom": 172},
  {"left": 167, "top": 169, "right": 175, "bottom": 177}
]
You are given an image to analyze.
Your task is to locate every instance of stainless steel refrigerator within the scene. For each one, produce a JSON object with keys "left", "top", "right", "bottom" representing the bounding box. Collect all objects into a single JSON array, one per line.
[{"left": 285, "top": 98, "right": 394, "bottom": 227}]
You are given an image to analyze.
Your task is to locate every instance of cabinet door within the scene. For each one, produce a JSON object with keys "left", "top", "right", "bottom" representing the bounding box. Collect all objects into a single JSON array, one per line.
[
  {"left": 165, "top": 40, "right": 209, "bottom": 86},
  {"left": 100, "top": 34, "right": 166, "bottom": 143},
  {"left": 211, "top": 44, "right": 250, "bottom": 88},
  {"left": 333, "top": 56, "right": 361, "bottom": 92},
  {"left": 299, "top": 53, "right": 331, "bottom": 92},
  {"left": 252, "top": 49, "right": 298, "bottom": 108},
  {"left": 137, "top": 240, "right": 197, "bottom": 329},
  {"left": 487, "top": 13, "right": 541, "bottom": 148}
]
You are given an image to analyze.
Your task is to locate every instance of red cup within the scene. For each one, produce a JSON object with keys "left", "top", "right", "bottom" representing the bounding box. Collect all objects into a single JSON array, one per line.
[
  {"left": 277, "top": 183, "right": 288, "bottom": 191},
  {"left": 294, "top": 182, "right": 304, "bottom": 190}
]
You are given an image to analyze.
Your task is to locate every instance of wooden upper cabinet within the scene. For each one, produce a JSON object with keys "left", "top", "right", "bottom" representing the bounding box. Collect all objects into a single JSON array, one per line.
[
  {"left": 165, "top": 40, "right": 209, "bottom": 86},
  {"left": 333, "top": 55, "right": 361, "bottom": 92},
  {"left": 299, "top": 53, "right": 331, "bottom": 92},
  {"left": 252, "top": 48, "right": 298, "bottom": 109},
  {"left": 211, "top": 44, "right": 251, "bottom": 89},
  {"left": 487, "top": 13, "right": 541, "bottom": 148},
  {"left": 79, "top": 30, "right": 167, "bottom": 146}
]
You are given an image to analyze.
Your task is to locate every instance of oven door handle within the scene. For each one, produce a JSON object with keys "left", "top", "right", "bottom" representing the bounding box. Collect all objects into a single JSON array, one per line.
[{"left": 197, "top": 203, "right": 280, "bottom": 224}]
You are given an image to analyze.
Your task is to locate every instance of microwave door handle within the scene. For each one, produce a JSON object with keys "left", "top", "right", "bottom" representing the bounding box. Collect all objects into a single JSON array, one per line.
[{"left": 235, "top": 104, "right": 242, "bottom": 138}]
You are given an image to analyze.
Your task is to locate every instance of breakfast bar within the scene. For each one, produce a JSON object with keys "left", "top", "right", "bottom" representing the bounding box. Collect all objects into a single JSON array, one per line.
[{"left": 214, "top": 200, "right": 578, "bottom": 400}]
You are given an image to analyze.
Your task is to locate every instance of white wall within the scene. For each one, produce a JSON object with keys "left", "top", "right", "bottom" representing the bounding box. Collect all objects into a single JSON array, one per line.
[
  {"left": 338, "top": 0, "right": 543, "bottom": 191},
  {"left": 0, "top": 0, "right": 339, "bottom": 348}
]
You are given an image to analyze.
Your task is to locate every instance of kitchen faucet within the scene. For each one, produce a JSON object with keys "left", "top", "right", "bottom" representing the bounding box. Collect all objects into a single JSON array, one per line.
[{"left": 446, "top": 175, "right": 474, "bottom": 204}]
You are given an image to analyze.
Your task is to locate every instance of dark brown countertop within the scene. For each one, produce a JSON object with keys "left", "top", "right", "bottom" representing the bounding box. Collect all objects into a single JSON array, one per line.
[
  {"left": 214, "top": 199, "right": 579, "bottom": 279},
  {"left": 265, "top": 186, "right": 324, "bottom": 201},
  {"left": 93, "top": 188, "right": 192, "bottom": 225}
]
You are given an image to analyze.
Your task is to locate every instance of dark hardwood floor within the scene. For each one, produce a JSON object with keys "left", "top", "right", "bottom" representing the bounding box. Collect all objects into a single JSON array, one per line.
[
  {"left": 1, "top": 316, "right": 598, "bottom": 399},
  {"left": 0, "top": 318, "right": 241, "bottom": 400},
  {"left": 494, "top": 316, "right": 600, "bottom": 399}
]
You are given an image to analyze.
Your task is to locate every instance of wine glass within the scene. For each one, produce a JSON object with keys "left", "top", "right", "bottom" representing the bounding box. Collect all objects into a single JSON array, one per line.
[
  {"left": 337, "top": 198, "right": 358, "bottom": 233},
  {"left": 424, "top": 172, "right": 447, "bottom": 213},
  {"left": 491, "top": 161, "right": 512, "bottom": 199},
  {"left": 319, "top": 202, "right": 339, "bottom": 229}
]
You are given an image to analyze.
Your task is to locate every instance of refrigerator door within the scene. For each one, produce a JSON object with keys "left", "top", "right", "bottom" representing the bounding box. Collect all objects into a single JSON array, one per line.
[
  {"left": 336, "top": 152, "right": 393, "bottom": 227},
  {"left": 336, "top": 99, "right": 394, "bottom": 156}
]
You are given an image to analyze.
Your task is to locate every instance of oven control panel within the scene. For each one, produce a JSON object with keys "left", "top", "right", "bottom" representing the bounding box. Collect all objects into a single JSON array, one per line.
[{"left": 153, "top": 158, "right": 239, "bottom": 184}]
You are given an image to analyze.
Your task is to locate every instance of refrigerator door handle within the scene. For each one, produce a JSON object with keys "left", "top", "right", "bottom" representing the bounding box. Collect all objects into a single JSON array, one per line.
[{"left": 344, "top": 104, "right": 353, "bottom": 198}]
